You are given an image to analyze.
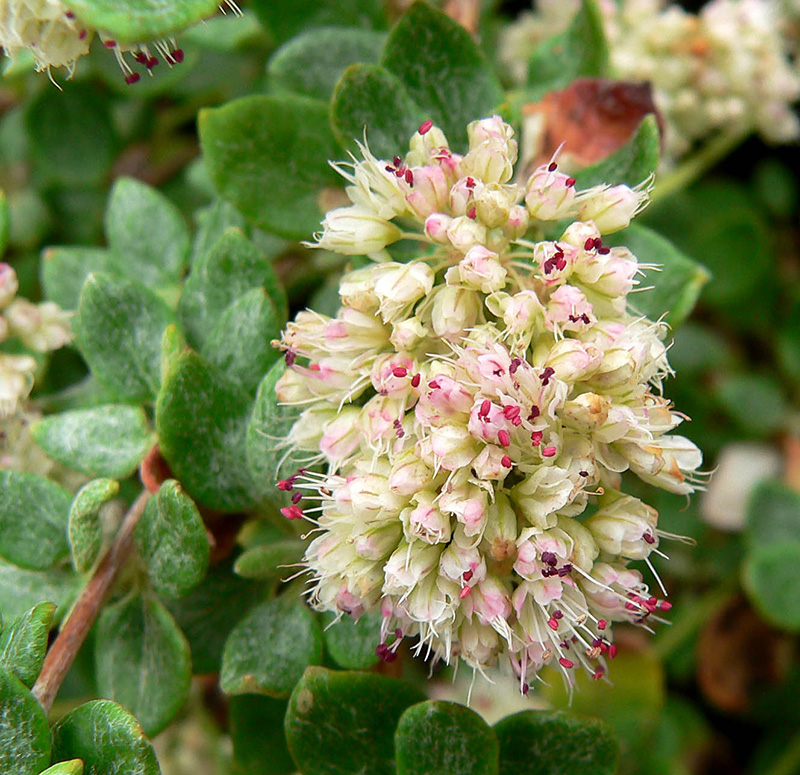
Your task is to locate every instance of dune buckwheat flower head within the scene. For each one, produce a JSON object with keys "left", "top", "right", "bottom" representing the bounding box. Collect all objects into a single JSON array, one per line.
[
  {"left": 275, "top": 117, "right": 704, "bottom": 693},
  {"left": 0, "top": 263, "right": 71, "bottom": 417}
]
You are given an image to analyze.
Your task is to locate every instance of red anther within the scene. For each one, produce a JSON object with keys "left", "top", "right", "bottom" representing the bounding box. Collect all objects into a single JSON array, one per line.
[
  {"left": 522, "top": 683, "right": 530, "bottom": 695},
  {"left": 405, "top": 168, "right": 414, "bottom": 186},
  {"left": 608, "top": 644, "right": 617, "bottom": 659},
  {"left": 548, "top": 162, "right": 558, "bottom": 172},
  {"left": 565, "top": 177, "right": 576, "bottom": 187},
  {"left": 280, "top": 505, "right": 304, "bottom": 520},
  {"left": 309, "top": 363, "right": 321, "bottom": 371},
  {"left": 428, "top": 380, "right": 440, "bottom": 389},
  {"left": 547, "top": 618, "right": 559, "bottom": 631},
  {"left": 598, "top": 246, "right": 611, "bottom": 255},
  {"left": 584, "top": 237, "right": 595, "bottom": 251},
  {"left": 65, "top": 10, "right": 75, "bottom": 18},
  {"left": 528, "top": 406, "right": 540, "bottom": 420},
  {"left": 503, "top": 405, "right": 521, "bottom": 421},
  {"left": 146, "top": 56, "right": 159, "bottom": 69},
  {"left": 385, "top": 165, "right": 395, "bottom": 173},
  {"left": 530, "top": 430, "right": 543, "bottom": 446},
  {"left": 125, "top": 73, "right": 141, "bottom": 85},
  {"left": 592, "top": 667, "right": 604, "bottom": 680},
  {"left": 104, "top": 40, "right": 117, "bottom": 48},
  {"left": 467, "top": 206, "right": 477, "bottom": 220},
  {"left": 501, "top": 455, "right": 513, "bottom": 468},
  {"left": 625, "top": 601, "right": 638, "bottom": 611},
  {"left": 463, "top": 570, "right": 473, "bottom": 582},
  {"left": 392, "top": 366, "right": 408, "bottom": 377},
  {"left": 643, "top": 532, "right": 655, "bottom": 544},
  {"left": 79, "top": 29, "right": 87, "bottom": 39},
  {"left": 559, "top": 657, "right": 574, "bottom": 669},
  {"left": 411, "top": 373, "right": 421, "bottom": 388},
  {"left": 479, "top": 399, "right": 491, "bottom": 418},
  {"left": 465, "top": 176, "right": 476, "bottom": 188},
  {"left": 393, "top": 156, "right": 402, "bottom": 167},
  {"left": 509, "top": 358, "right": 522, "bottom": 374},
  {"left": 539, "top": 367, "right": 555, "bottom": 385},
  {"left": 541, "top": 551, "right": 557, "bottom": 566},
  {"left": 542, "top": 446, "right": 557, "bottom": 457},
  {"left": 592, "top": 237, "right": 603, "bottom": 249},
  {"left": 134, "top": 52, "right": 148, "bottom": 63},
  {"left": 285, "top": 349, "right": 297, "bottom": 366},
  {"left": 659, "top": 601, "right": 673, "bottom": 611},
  {"left": 598, "top": 619, "right": 607, "bottom": 630},
  {"left": 277, "top": 479, "right": 294, "bottom": 491},
  {"left": 553, "top": 609, "right": 563, "bottom": 619},
  {"left": 419, "top": 119, "right": 434, "bottom": 135},
  {"left": 376, "top": 643, "right": 398, "bottom": 663},
  {"left": 498, "top": 430, "right": 511, "bottom": 447},
  {"left": 291, "top": 490, "right": 302, "bottom": 504},
  {"left": 460, "top": 585, "right": 472, "bottom": 599},
  {"left": 395, "top": 168, "right": 405, "bottom": 178}
]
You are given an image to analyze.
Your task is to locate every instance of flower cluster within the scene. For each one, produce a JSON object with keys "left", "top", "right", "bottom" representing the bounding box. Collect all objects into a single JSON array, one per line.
[
  {"left": 0, "top": 0, "right": 239, "bottom": 83},
  {"left": 501, "top": 0, "right": 800, "bottom": 161},
  {"left": 275, "top": 117, "right": 703, "bottom": 692},
  {"left": 0, "top": 263, "right": 71, "bottom": 417}
]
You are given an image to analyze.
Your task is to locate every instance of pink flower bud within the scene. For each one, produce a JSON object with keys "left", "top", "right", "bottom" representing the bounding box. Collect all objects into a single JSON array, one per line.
[
  {"left": 453, "top": 245, "right": 507, "bottom": 293},
  {"left": 577, "top": 183, "right": 649, "bottom": 234},
  {"left": 405, "top": 165, "right": 450, "bottom": 218},
  {"left": 431, "top": 286, "right": 480, "bottom": 342},
  {"left": 315, "top": 205, "right": 402, "bottom": 255},
  {"left": 424, "top": 212, "right": 453, "bottom": 243},
  {"left": 0, "top": 264, "right": 19, "bottom": 309},
  {"left": 445, "top": 215, "right": 487, "bottom": 252},
  {"left": 525, "top": 167, "right": 577, "bottom": 221}
]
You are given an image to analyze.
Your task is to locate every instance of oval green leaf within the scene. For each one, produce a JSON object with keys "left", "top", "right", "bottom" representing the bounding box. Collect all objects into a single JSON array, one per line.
[
  {"left": 0, "top": 667, "right": 51, "bottom": 774},
  {"left": 229, "top": 694, "right": 295, "bottom": 775},
  {"left": 51, "top": 699, "right": 160, "bottom": 775},
  {"left": 220, "top": 597, "right": 322, "bottom": 697},
  {"left": 395, "top": 700, "right": 499, "bottom": 775},
  {"left": 745, "top": 480, "right": 800, "bottom": 550},
  {"left": 68, "top": 478, "right": 120, "bottom": 573},
  {"left": 743, "top": 543, "right": 800, "bottom": 632},
  {"left": 0, "top": 472, "right": 71, "bottom": 570},
  {"left": 285, "top": 666, "right": 426, "bottom": 775},
  {"left": 134, "top": 480, "right": 210, "bottom": 598},
  {"left": 95, "top": 594, "right": 192, "bottom": 737},
  {"left": 322, "top": 611, "right": 381, "bottom": 671},
  {"left": 233, "top": 540, "right": 305, "bottom": 582},
  {"left": 31, "top": 405, "right": 153, "bottom": 479},
  {"left": 199, "top": 95, "right": 342, "bottom": 240},
  {"left": 495, "top": 710, "right": 619, "bottom": 775},
  {"left": 0, "top": 560, "right": 79, "bottom": 623},
  {"left": 0, "top": 602, "right": 56, "bottom": 688}
]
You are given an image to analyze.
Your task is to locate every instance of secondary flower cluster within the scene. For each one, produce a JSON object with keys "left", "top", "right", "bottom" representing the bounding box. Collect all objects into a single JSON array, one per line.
[
  {"left": 0, "top": 0, "right": 238, "bottom": 83},
  {"left": 0, "top": 263, "right": 71, "bottom": 416},
  {"left": 501, "top": 0, "right": 800, "bottom": 161},
  {"left": 275, "top": 117, "right": 703, "bottom": 692}
]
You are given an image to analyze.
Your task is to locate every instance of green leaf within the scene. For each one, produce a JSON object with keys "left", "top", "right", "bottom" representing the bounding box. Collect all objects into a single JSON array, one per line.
[
  {"left": 396, "top": 700, "right": 499, "bottom": 775},
  {"left": 202, "top": 287, "right": 282, "bottom": 392},
  {"left": 51, "top": 699, "right": 160, "bottom": 775},
  {"left": 31, "top": 405, "right": 153, "bottom": 479},
  {"left": 605, "top": 223, "right": 709, "bottom": 327},
  {"left": 246, "top": 360, "right": 305, "bottom": 503},
  {"left": 270, "top": 27, "right": 385, "bottom": 102},
  {"left": 526, "top": 0, "right": 608, "bottom": 93},
  {"left": 61, "top": 0, "right": 218, "bottom": 42},
  {"left": 179, "top": 227, "right": 288, "bottom": 349},
  {"left": 41, "top": 247, "right": 117, "bottom": 310},
  {"left": 0, "top": 472, "right": 71, "bottom": 571},
  {"left": 322, "top": 611, "right": 381, "bottom": 670},
  {"left": 495, "top": 710, "right": 619, "bottom": 775},
  {"left": 220, "top": 597, "right": 322, "bottom": 697},
  {"left": 0, "top": 667, "right": 51, "bottom": 774},
  {"left": 233, "top": 540, "right": 305, "bottom": 582},
  {"left": 199, "top": 95, "right": 342, "bottom": 240},
  {"left": 76, "top": 273, "right": 177, "bottom": 403},
  {"left": 714, "top": 374, "right": 788, "bottom": 436},
  {"left": 573, "top": 114, "right": 660, "bottom": 190},
  {"left": 251, "top": 0, "right": 385, "bottom": 44},
  {"left": 68, "top": 479, "right": 119, "bottom": 573},
  {"left": 165, "top": 558, "right": 267, "bottom": 674},
  {"left": 331, "top": 63, "right": 425, "bottom": 159},
  {"left": 0, "top": 602, "right": 55, "bottom": 688},
  {"left": 229, "top": 694, "right": 295, "bottom": 775},
  {"left": 134, "top": 480, "right": 210, "bottom": 598},
  {"left": 95, "top": 594, "right": 192, "bottom": 737},
  {"left": 190, "top": 198, "right": 249, "bottom": 269},
  {"left": 105, "top": 177, "right": 190, "bottom": 289},
  {"left": 0, "top": 561, "right": 78, "bottom": 623},
  {"left": 381, "top": 1, "right": 503, "bottom": 151},
  {"left": 39, "top": 761, "right": 85, "bottom": 775},
  {"left": 285, "top": 666, "right": 426, "bottom": 775},
  {"left": 746, "top": 480, "right": 800, "bottom": 550},
  {"left": 156, "top": 348, "right": 257, "bottom": 512},
  {"left": 743, "top": 543, "right": 800, "bottom": 632},
  {"left": 0, "top": 190, "right": 8, "bottom": 258},
  {"left": 26, "top": 83, "right": 116, "bottom": 187}
]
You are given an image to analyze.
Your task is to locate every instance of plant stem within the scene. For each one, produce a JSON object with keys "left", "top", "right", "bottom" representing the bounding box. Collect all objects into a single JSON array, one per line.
[
  {"left": 650, "top": 126, "right": 751, "bottom": 204},
  {"left": 32, "top": 489, "right": 151, "bottom": 714}
]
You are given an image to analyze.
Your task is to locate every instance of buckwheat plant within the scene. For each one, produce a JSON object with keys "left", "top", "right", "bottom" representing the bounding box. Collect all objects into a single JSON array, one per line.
[{"left": 275, "top": 116, "right": 704, "bottom": 694}]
